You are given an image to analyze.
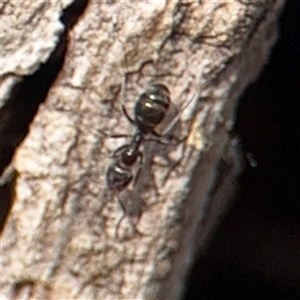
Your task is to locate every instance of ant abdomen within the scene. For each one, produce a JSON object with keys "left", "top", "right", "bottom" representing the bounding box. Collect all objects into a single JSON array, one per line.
[{"left": 134, "top": 84, "right": 170, "bottom": 134}]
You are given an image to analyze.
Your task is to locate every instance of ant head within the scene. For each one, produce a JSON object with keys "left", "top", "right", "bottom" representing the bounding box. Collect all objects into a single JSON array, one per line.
[{"left": 107, "top": 163, "right": 133, "bottom": 192}]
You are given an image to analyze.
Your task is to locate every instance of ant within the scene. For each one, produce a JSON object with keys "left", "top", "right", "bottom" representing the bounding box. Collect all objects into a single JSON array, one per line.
[
  {"left": 106, "top": 83, "right": 171, "bottom": 193},
  {"left": 104, "top": 83, "right": 193, "bottom": 239}
]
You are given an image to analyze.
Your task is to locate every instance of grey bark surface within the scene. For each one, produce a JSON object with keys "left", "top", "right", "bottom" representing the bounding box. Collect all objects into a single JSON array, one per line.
[
  {"left": 1, "top": 1, "right": 284, "bottom": 299},
  {"left": 0, "top": 1, "right": 68, "bottom": 107}
]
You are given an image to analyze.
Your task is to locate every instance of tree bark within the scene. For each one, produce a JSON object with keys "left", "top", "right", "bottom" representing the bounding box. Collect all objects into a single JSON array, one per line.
[{"left": 1, "top": 1, "right": 284, "bottom": 299}]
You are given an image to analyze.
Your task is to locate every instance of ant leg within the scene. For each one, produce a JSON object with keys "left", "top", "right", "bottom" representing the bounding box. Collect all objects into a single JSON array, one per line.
[
  {"left": 98, "top": 129, "right": 132, "bottom": 139},
  {"left": 100, "top": 73, "right": 134, "bottom": 139},
  {"left": 122, "top": 105, "right": 135, "bottom": 124},
  {"left": 120, "top": 68, "right": 135, "bottom": 125},
  {"left": 145, "top": 136, "right": 174, "bottom": 145},
  {"left": 147, "top": 132, "right": 187, "bottom": 146},
  {"left": 150, "top": 92, "right": 198, "bottom": 144},
  {"left": 114, "top": 194, "right": 146, "bottom": 241},
  {"left": 114, "top": 196, "right": 127, "bottom": 241},
  {"left": 110, "top": 133, "right": 133, "bottom": 138},
  {"left": 132, "top": 152, "right": 143, "bottom": 186},
  {"left": 110, "top": 144, "right": 128, "bottom": 158},
  {"left": 133, "top": 152, "right": 160, "bottom": 198},
  {"left": 161, "top": 92, "right": 197, "bottom": 136}
]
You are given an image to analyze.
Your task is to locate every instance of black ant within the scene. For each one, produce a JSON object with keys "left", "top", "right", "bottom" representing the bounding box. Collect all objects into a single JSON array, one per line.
[
  {"left": 104, "top": 83, "right": 193, "bottom": 239},
  {"left": 106, "top": 83, "right": 172, "bottom": 193}
]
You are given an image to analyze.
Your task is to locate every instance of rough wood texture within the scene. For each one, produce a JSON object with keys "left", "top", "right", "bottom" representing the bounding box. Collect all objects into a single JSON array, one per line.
[{"left": 1, "top": 1, "right": 284, "bottom": 299}]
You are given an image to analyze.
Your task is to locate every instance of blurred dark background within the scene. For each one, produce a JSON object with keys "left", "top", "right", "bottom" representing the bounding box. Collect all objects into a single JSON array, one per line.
[{"left": 183, "top": 1, "right": 300, "bottom": 299}]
